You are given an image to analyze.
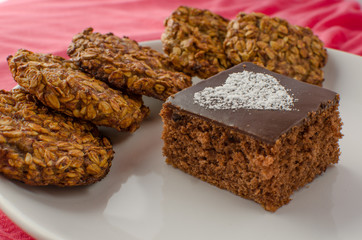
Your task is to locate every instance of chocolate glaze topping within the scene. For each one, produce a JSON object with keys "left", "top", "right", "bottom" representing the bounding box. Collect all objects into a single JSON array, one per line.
[{"left": 166, "top": 62, "right": 338, "bottom": 144}]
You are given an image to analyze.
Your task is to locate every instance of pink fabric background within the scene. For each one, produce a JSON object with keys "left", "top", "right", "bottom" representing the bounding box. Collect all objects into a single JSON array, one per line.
[{"left": 0, "top": 0, "right": 361, "bottom": 239}]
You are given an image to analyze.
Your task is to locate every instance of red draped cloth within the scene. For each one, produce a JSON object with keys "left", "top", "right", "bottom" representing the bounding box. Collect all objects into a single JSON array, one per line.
[{"left": 0, "top": 0, "right": 361, "bottom": 239}]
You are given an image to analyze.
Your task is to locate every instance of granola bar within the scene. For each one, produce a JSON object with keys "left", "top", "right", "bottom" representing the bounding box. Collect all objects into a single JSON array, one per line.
[
  {"left": 161, "top": 6, "right": 231, "bottom": 79},
  {"left": 224, "top": 12, "right": 327, "bottom": 86},
  {"left": 8, "top": 49, "right": 149, "bottom": 132},
  {"left": 67, "top": 28, "right": 192, "bottom": 101},
  {"left": 0, "top": 88, "right": 114, "bottom": 186}
]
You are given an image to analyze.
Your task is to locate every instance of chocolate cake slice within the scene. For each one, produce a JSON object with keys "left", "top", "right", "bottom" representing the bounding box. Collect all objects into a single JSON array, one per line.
[{"left": 160, "top": 62, "right": 342, "bottom": 211}]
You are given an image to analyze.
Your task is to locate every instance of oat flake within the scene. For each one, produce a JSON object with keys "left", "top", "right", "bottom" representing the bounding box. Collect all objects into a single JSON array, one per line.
[{"left": 193, "top": 71, "right": 296, "bottom": 111}]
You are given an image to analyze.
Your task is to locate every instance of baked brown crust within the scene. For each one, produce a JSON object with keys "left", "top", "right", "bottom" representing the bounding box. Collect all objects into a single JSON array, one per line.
[
  {"left": 8, "top": 49, "right": 149, "bottom": 132},
  {"left": 0, "top": 88, "right": 114, "bottom": 186},
  {"left": 224, "top": 12, "right": 327, "bottom": 86},
  {"left": 161, "top": 6, "right": 231, "bottom": 79},
  {"left": 161, "top": 100, "right": 342, "bottom": 211},
  {"left": 67, "top": 27, "right": 192, "bottom": 101}
]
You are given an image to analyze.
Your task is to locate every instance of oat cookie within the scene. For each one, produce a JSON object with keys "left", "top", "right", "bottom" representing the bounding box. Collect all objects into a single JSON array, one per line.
[
  {"left": 0, "top": 88, "right": 114, "bottom": 186},
  {"left": 224, "top": 12, "right": 327, "bottom": 86},
  {"left": 67, "top": 28, "right": 191, "bottom": 101},
  {"left": 162, "top": 6, "right": 231, "bottom": 79},
  {"left": 8, "top": 49, "right": 149, "bottom": 132}
]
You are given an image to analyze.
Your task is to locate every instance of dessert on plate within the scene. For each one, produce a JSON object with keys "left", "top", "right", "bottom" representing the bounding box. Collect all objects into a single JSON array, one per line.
[
  {"left": 161, "top": 62, "right": 342, "bottom": 211},
  {"left": 162, "top": 6, "right": 231, "bottom": 79},
  {"left": 224, "top": 12, "right": 327, "bottom": 86},
  {"left": 68, "top": 27, "right": 192, "bottom": 101},
  {"left": 162, "top": 6, "right": 327, "bottom": 86},
  {"left": 0, "top": 88, "right": 114, "bottom": 186},
  {"left": 8, "top": 49, "right": 149, "bottom": 132}
]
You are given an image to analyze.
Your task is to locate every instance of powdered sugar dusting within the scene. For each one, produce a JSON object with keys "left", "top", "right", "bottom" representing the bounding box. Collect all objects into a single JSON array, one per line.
[{"left": 193, "top": 71, "right": 296, "bottom": 111}]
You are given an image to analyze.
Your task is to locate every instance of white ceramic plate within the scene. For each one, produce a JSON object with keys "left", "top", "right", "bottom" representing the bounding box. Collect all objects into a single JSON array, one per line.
[{"left": 1, "top": 41, "right": 362, "bottom": 240}]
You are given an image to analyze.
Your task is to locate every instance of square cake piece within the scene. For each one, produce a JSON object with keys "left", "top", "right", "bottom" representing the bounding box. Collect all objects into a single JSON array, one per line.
[{"left": 160, "top": 62, "right": 342, "bottom": 211}]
